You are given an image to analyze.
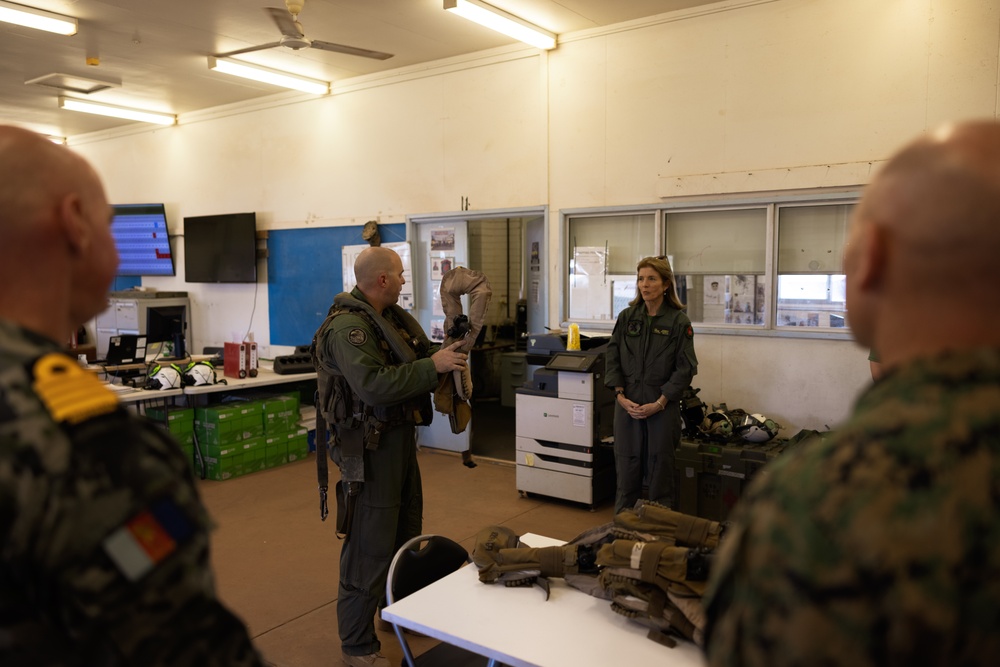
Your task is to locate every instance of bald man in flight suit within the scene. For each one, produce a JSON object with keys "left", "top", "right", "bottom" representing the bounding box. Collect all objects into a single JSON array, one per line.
[{"left": 312, "top": 246, "right": 467, "bottom": 667}]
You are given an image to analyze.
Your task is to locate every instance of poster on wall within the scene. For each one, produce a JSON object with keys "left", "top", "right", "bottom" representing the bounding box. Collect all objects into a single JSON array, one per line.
[
  {"left": 726, "top": 274, "right": 755, "bottom": 324},
  {"left": 430, "top": 228, "right": 456, "bottom": 252},
  {"left": 342, "top": 241, "right": 414, "bottom": 309},
  {"left": 430, "top": 254, "right": 454, "bottom": 280},
  {"left": 703, "top": 276, "right": 724, "bottom": 305}
]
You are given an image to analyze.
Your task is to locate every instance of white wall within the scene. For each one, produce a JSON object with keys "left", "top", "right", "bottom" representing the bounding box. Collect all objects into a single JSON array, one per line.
[{"left": 73, "top": 0, "right": 999, "bottom": 434}]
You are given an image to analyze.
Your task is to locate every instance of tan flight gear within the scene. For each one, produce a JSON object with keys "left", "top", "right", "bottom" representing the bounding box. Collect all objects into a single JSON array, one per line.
[
  {"left": 615, "top": 501, "right": 722, "bottom": 550},
  {"left": 361, "top": 220, "right": 381, "bottom": 246},
  {"left": 433, "top": 267, "right": 492, "bottom": 434},
  {"left": 471, "top": 500, "right": 723, "bottom": 648}
]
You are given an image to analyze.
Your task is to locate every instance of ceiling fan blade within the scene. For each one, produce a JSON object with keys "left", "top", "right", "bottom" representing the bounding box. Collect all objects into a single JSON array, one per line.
[
  {"left": 310, "top": 40, "right": 394, "bottom": 60},
  {"left": 214, "top": 42, "right": 283, "bottom": 58},
  {"left": 266, "top": 7, "right": 303, "bottom": 38}
]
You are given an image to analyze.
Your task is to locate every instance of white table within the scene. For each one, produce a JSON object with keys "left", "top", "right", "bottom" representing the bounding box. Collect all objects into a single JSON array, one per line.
[
  {"left": 182, "top": 364, "right": 316, "bottom": 396},
  {"left": 381, "top": 533, "right": 707, "bottom": 667}
]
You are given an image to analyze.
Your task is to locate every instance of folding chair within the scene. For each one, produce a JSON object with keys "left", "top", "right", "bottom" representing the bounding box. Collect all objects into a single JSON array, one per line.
[{"left": 385, "top": 534, "right": 493, "bottom": 667}]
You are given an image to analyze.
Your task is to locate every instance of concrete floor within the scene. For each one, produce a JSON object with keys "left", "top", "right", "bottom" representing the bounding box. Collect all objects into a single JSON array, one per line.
[{"left": 198, "top": 448, "right": 615, "bottom": 667}]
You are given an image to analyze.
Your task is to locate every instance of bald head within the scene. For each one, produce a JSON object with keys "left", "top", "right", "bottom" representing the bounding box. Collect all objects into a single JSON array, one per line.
[
  {"left": 0, "top": 125, "right": 116, "bottom": 340},
  {"left": 354, "top": 246, "right": 404, "bottom": 311},
  {"left": 845, "top": 120, "right": 1000, "bottom": 364}
]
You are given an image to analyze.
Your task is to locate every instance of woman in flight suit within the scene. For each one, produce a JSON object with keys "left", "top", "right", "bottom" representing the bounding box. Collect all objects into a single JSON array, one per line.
[{"left": 605, "top": 256, "right": 698, "bottom": 514}]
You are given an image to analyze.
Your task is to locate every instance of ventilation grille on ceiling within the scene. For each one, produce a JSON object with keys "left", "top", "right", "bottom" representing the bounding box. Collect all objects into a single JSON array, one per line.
[{"left": 25, "top": 72, "right": 121, "bottom": 94}]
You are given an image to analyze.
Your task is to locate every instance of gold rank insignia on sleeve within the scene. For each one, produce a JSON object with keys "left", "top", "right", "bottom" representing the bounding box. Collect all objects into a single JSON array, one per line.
[{"left": 32, "top": 353, "right": 119, "bottom": 425}]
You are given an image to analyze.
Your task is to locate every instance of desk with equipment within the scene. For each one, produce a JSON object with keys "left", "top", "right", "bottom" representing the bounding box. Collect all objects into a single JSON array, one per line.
[{"left": 382, "top": 533, "right": 706, "bottom": 667}]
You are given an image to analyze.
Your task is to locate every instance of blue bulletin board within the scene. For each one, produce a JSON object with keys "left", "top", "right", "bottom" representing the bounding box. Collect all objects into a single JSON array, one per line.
[{"left": 266, "top": 223, "right": 406, "bottom": 347}]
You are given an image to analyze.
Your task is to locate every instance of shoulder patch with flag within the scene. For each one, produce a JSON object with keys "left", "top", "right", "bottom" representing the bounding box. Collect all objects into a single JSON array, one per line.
[{"left": 103, "top": 497, "right": 195, "bottom": 581}]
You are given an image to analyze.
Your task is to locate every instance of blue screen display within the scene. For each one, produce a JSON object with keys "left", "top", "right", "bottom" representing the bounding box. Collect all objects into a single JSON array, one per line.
[{"left": 111, "top": 203, "right": 176, "bottom": 276}]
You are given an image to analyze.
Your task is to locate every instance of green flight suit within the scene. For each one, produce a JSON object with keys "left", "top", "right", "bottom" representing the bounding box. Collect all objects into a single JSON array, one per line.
[
  {"left": 605, "top": 302, "right": 698, "bottom": 514},
  {"left": 313, "top": 288, "right": 439, "bottom": 658}
]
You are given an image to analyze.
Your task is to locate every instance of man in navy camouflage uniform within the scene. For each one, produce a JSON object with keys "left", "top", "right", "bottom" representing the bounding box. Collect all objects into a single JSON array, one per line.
[
  {"left": 0, "top": 126, "right": 264, "bottom": 666},
  {"left": 313, "top": 246, "right": 467, "bottom": 667},
  {"left": 703, "top": 120, "right": 1000, "bottom": 665}
]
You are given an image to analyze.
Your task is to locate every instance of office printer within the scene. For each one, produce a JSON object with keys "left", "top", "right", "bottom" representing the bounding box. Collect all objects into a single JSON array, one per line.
[
  {"left": 514, "top": 348, "right": 615, "bottom": 508},
  {"left": 526, "top": 331, "right": 607, "bottom": 356}
]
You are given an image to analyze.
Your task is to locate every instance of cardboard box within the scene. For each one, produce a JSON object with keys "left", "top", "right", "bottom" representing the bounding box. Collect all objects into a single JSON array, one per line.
[
  {"left": 202, "top": 443, "right": 244, "bottom": 481},
  {"left": 147, "top": 406, "right": 195, "bottom": 437},
  {"left": 287, "top": 428, "right": 310, "bottom": 462},
  {"left": 203, "top": 454, "right": 241, "bottom": 481},
  {"left": 264, "top": 437, "right": 289, "bottom": 468},
  {"left": 195, "top": 404, "right": 246, "bottom": 446},
  {"left": 263, "top": 394, "right": 301, "bottom": 435},
  {"left": 239, "top": 437, "right": 266, "bottom": 474}
]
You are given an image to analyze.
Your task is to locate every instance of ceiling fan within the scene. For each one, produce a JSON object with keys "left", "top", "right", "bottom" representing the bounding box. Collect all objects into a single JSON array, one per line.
[{"left": 215, "top": 0, "right": 394, "bottom": 61}]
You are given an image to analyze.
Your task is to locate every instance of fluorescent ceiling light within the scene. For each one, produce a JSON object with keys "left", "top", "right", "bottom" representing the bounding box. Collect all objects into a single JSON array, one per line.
[
  {"left": 208, "top": 57, "right": 330, "bottom": 95},
  {"left": 444, "top": 0, "right": 556, "bottom": 50},
  {"left": 59, "top": 98, "right": 176, "bottom": 126},
  {"left": 0, "top": 0, "right": 77, "bottom": 35}
]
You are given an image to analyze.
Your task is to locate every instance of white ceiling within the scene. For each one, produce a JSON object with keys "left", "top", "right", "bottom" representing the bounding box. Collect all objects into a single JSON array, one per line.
[{"left": 1, "top": 0, "right": 720, "bottom": 138}]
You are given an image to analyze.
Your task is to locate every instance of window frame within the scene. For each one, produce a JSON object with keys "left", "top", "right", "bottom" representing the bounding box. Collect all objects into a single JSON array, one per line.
[{"left": 561, "top": 189, "right": 860, "bottom": 340}]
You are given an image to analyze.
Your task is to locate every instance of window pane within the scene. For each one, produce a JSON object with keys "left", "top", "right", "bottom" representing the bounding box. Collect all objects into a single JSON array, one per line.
[
  {"left": 568, "top": 214, "right": 655, "bottom": 274},
  {"left": 679, "top": 273, "right": 767, "bottom": 325},
  {"left": 667, "top": 209, "right": 767, "bottom": 274},
  {"left": 777, "top": 203, "right": 853, "bottom": 272},
  {"left": 666, "top": 208, "right": 766, "bottom": 326},
  {"left": 567, "top": 214, "right": 655, "bottom": 321},
  {"left": 776, "top": 203, "right": 853, "bottom": 328}
]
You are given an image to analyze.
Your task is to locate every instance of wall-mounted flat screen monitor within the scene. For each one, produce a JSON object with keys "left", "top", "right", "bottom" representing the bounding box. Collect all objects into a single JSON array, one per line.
[
  {"left": 111, "top": 203, "right": 176, "bottom": 276},
  {"left": 183, "top": 212, "right": 257, "bottom": 283}
]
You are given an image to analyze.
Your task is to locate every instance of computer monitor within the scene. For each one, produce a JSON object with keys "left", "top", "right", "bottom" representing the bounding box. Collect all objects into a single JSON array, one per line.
[
  {"left": 146, "top": 304, "right": 187, "bottom": 360},
  {"left": 111, "top": 203, "right": 176, "bottom": 276},
  {"left": 183, "top": 212, "right": 257, "bottom": 283}
]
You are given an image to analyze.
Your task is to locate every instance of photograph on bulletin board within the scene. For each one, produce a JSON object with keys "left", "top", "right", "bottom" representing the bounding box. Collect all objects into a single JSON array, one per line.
[
  {"left": 430, "top": 319, "right": 445, "bottom": 342},
  {"left": 430, "top": 228, "right": 455, "bottom": 252},
  {"left": 431, "top": 254, "right": 454, "bottom": 280},
  {"left": 726, "top": 275, "right": 755, "bottom": 324}
]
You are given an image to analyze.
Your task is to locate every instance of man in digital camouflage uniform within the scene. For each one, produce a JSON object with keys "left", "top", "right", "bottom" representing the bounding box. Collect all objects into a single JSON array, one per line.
[
  {"left": 703, "top": 120, "right": 1000, "bottom": 665},
  {"left": 0, "top": 126, "right": 264, "bottom": 665},
  {"left": 312, "top": 246, "right": 467, "bottom": 667}
]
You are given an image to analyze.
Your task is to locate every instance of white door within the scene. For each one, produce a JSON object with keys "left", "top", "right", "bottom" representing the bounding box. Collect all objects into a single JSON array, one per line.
[{"left": 411, "top": 220, "right": 470, "bottom": 452}]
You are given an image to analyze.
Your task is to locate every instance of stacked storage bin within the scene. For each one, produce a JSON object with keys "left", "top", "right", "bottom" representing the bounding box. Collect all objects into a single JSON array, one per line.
[
  {"left": 147, "top": 405, "right": 197, "bottom": 474},
  {"left": 151, "top": 393, "right": 309, "bottom": 481},
  {"left": 262, "top": 394, "right": 309, "bottom": 466},
  {"left": 194, "top": 401, "right": 266, "bottom": 481},
  {"left": 674, "top": 437, "right": 803, "bottom": 521}
]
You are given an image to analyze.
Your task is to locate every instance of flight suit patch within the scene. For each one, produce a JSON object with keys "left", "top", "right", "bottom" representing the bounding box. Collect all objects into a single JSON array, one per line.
[
  {"left": 348, "top": 329, "right": 367, "bottom": 346},
  {"left": 686, "top": 326, "right": 694, "bottom": 338},
  {"left": 626, "top": 321, "right": 642, "bottom": 336},
  {"left": 653, "top": 328, "right": 670, "bottom": 336}
]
